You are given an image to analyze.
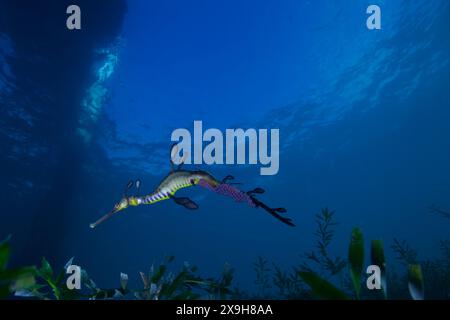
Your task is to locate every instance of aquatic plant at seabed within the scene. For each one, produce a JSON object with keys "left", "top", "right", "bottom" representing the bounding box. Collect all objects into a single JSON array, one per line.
[{"left": 2, "top": 207, "right": 450, "bottom": 300}]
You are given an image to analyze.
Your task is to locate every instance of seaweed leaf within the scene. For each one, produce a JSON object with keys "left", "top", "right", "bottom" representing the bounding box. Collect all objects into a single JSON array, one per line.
[
  {"left": 55, "top": 257, "right": 74, "bottom": 286},
  {"left": 301, "top": 208, "right": 346, "bottom": 277},
  {"left": 120, "top": 273, "right": 128, "bottom": 291},
  {"left": 408, "top": 264, "right": 424, "bottom": 300},
  {"left": 0, "top": 285, "right": 10, "bottom": 298},
  {"left": 253, "top": 256, "right": 271, "bottom": 297},
  {"left": 371, "top": 240, "right": 387, "bottom": 298},
  {"left": 216, "top": 263, "right": 234, "bottom": 299},
  {"left": 0, "top": 236, "right": 37, "bottom": 299},
  {"left": 298, "top": 271, "right": 350, "bottom": 300},
  {"left": 272, "top": 264, "right": 289, "bottom": 297},
  {"left": 0, "top": 237, "right": 11, "bottom": 271},
  {"left": 0, "top": 266, "right": 37, "bottom": 282},
  {"left": 348, "top": 227, "right": 364, "bottom": 299},
  {"left": 428, "top": 205, "right": 450, "bottom": 219},
  {"left": 1, "top": 266, "right": 37, "bottom": 299},
  {"left": 36, "top": 258, "right": 62, "bottom": 300},
  {"left": 161, "top": 270, "right": 188, "bottom": 298},
  {"left": 38, "top": 258, "right": 53, "bottom": 282},
  {"left": 151, "top": 264, "right": 167, "bottom": 284},
  {"left": 391, "top": 239, "right": 417, "bottom": 265}
]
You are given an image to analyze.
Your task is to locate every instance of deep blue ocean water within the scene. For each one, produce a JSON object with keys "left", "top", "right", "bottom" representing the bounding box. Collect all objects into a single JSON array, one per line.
[{"left": 1, "top": 0, "right": 449, "bottom": 297}]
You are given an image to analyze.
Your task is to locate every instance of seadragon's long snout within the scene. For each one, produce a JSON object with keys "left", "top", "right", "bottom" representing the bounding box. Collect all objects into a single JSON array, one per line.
[{"left": 90, "top": 198, "right": 130, "bottom": 229}]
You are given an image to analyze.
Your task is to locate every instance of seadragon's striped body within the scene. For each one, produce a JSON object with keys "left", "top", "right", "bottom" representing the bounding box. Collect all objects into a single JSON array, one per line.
[
  {"left": 90, "top": 169, "right": 294, "bottom": 229},
  {"left": 129, "top": 170, "right": 218, "bottom": 205}
]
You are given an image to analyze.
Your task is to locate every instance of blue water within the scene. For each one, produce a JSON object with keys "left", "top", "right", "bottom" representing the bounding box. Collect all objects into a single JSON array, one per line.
[{"left": 1, "top": 0, "right": 449, "bottom": 297}]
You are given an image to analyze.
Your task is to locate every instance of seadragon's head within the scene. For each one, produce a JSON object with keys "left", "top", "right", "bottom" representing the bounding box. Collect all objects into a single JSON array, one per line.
[
  {"left": 89, "top": 197, "right": 131, "bottom": 229},
  {"left": 89, "top": 181, "right": 142, "bottom": 229}
]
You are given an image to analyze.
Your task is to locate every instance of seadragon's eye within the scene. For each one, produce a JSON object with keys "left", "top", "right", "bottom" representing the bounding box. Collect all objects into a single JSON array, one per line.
[{"left": 115, "top": 198, "right": 128, "bottom": 210}]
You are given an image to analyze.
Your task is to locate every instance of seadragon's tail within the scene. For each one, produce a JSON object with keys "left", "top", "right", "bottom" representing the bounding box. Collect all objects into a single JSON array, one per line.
[{"left": 197, "top": 179, "right": 295, "bottom": 227}]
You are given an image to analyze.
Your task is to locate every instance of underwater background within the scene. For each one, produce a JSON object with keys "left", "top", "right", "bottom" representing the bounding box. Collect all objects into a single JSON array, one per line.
[{"left": 1, "top": 0, "right": 450, "bottom": 299}]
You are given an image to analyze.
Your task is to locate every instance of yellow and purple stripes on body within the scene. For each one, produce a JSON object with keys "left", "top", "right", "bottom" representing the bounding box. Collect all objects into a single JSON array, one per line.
[{"left": 127, "top": 171, "right": 205, "bottom": 206}]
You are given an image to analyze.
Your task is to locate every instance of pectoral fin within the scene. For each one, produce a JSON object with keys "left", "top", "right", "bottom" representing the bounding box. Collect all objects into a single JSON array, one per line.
[{"left": 172, "top": 196, "right": 199, "bottom": 210}]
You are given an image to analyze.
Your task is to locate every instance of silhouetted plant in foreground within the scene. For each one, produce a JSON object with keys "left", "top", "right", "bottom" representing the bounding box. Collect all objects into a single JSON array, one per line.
[
  {"left": 387, "top": 238, "right": 450, "bottom": 300},
  {"left": 414, "top": 240, "right": 450, "bottom": 299},
  {"left": 296, "top": 228, "right": 426, "bottom": 300},
  {"left": 253, "top": 256, "right": 271, "bottom": 298},
  {"left": 1, "top": 238, "right": 236, "bottom": 300},
  {"left": 301, "top": 208, "right": 347, "bottom": 277},
  {"left": 249, "top": 208, "right": 346, "bottom": 299},
  {"left": 428, "top": 205, "right": 450, "bottom": 219},
  {"left": 0, "top": 235, "right": 36, "bottom": 299},
  {"left": 1, "top": 207, "right": 449, "bottom": 300},
  {"left": 248, "top": 209, "right": 431, "bottom": 300},
  {"left": 391, "top": 238, "right": 418, "bottom": 265}
]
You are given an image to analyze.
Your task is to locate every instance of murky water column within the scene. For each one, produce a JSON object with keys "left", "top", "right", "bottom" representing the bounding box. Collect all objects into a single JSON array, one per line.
[{"left": 0, "top": 0, "right": 127, "bottom": 264}]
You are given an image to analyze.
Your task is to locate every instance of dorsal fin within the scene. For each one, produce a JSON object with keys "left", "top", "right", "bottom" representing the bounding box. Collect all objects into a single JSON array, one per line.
[
  {"left": 170, "top": 143, "right": 189, "bottom": 171},
  {"left": 169, "top": 143, "right": 178, "bottom": 172}
]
